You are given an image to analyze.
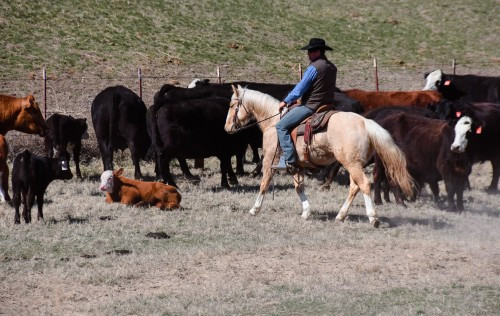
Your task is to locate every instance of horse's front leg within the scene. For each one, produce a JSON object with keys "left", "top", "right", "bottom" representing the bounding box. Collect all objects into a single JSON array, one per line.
[
  {"left": 249, "top": 153, "right": 275, "bottom": 215},
  {"left": 292, "top": 170, "right": 310, "bottom": 219}
]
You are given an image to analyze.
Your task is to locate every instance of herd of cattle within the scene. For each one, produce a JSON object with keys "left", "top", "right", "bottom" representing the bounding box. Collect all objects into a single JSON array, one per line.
[{"left": 0, "top": 68, "right": 499, "bottom": 224}]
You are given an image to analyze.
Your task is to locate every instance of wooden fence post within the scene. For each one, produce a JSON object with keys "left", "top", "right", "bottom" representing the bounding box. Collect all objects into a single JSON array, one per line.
[
  {"left": 42, "top": 68, "right": 47, "bottom": 118},
  {"left": 299, "top": 63, "right": 302, "bottom": 80},
  {"left": 452, "top": 58, "right": 456, "bottom": 75},
  {"left": 138, "top": 68, "right": 143, "bottom": 99},
  {"left": 373, "top": 58, "right": 379, "bottom": 91}
]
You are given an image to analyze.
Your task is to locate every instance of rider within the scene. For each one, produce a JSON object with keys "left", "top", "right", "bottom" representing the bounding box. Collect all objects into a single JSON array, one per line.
[{"left": 272, "top": 38, "right": 337, "bottom": 170}]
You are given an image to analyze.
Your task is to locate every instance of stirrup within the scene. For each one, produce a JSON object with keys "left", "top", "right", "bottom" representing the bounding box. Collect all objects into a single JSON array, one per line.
[{"left": 271, "top": 156, "right": 288, "bottom": 171}]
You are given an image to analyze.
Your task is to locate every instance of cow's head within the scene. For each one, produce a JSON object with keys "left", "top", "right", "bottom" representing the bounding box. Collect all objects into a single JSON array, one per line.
[
  {"left": 55, "top": 151, "right": 73, "bottom": 180},
  {"left": 423, "top": 69, "right": 442, "bottom": 90},
  {"left": 99, "top": 168, "right": 124, "bottom": 192},
  {"left": 187, "top": 78, "right": 210, "bottom": 88},
  {"left": 451, "top": 116, "right": 475, "bottom": 153},
  {"left": 17, "top": 95, "right": 48, "bottom": 136}
]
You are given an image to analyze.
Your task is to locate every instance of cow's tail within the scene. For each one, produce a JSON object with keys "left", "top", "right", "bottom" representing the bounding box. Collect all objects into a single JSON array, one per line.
[
  {"left": 108, "top": 91, "right": 121, "bottom": 153},
  {"left": 364, "top": 118, "right": 415, "bottom": 199}
]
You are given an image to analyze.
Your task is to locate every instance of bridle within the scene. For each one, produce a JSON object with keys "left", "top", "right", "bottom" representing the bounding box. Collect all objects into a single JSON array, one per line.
[{"left": 230, "top": 88, "right": 281, "bottom": 132}]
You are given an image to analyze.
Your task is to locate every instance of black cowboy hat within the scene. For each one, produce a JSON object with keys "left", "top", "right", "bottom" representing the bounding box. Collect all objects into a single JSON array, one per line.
[{"left": 300, "top": 38, "right": 333, "bottom": 51}]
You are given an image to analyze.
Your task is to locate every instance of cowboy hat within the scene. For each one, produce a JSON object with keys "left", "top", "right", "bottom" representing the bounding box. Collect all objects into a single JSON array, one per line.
[{"left": 300, "top": 38, "right": 333, "bottom": 51}]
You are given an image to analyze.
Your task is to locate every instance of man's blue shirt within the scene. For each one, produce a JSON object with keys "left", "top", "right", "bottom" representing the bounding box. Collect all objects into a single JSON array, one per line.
[{"left": 283, "top": 65, "right": 317, "bottom": 104}]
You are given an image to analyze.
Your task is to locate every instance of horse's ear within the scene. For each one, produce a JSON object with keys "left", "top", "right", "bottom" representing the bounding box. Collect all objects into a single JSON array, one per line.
[{"left": 231, "top": 84, "right": 239, "bottom": 97}]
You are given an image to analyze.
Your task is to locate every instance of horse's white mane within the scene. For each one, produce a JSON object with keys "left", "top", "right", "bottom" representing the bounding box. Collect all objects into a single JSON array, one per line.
[{"left": 235, "top": 86, "right": 279, "bottom": 118}]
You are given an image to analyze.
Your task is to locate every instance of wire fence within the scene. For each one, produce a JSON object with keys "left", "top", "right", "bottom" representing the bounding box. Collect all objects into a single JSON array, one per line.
[{"left": 1, "top": 58, "right": 498, "bottom": 160}]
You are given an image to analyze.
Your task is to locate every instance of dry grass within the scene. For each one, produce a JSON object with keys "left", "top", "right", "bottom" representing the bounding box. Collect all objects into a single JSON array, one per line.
[{"left": 0, "top": 154, "right": 499, "bottom": 315}]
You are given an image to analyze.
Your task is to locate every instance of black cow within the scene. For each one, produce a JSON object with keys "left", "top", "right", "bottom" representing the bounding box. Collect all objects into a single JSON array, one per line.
[
  {"left": 150, "top": 96, "right": 257, "bottom": 188},
  {"left": 372, "top": 112, "right": 473, "bottom": 211},
  {"left": 431, "top": 101, "right": 500, "bottom": 192},
  {"left": 423, "top": 69, "right": 500, "bottom": 103},
  {"left": 91, "top": 86, "right": 151, "bottom": 179},
  {"left": 12, "top": 150, "right": 73, "bottom": 224},
  {"left": 44, "top": 113, "right": 88, "bottom": 179}
]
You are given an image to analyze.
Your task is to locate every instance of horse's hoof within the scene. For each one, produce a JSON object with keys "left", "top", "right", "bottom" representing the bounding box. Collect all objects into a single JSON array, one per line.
[
  {"left": 301, "top": 212, "right": 310, "bottom": 220},
  {"left": 335, "top": 217, "right": 344, "bottom": 223},
  {"left": 249, "top": 208, "right": 258, "bottom": 216},
  {"left": 371, "top": 218, "right": 380, "bottom": 228}
]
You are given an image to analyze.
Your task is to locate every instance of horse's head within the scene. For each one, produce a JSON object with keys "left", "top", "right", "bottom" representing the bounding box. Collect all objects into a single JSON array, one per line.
[{"left": 225, "top": 85, "right": 253, "bottom": 134}]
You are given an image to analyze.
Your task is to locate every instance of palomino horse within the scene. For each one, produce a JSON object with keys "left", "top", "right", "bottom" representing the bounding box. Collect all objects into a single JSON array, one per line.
[{"left": 225, "top": 85, "right": 414, "bottom": 227}]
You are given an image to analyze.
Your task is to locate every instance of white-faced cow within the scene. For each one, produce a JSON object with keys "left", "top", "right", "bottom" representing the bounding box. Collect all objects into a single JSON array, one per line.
[
  {"left": 91, "top": 86, "right": 151, "bottom": 179},
  {"left": 372, "top": 112, "right": 473, "bottom": 211},
  {"left": 12, "top": 150, "right": 73, "bottom": 224},
  {"left": 423, "top": 69, "right": 500, "bottom": 103},
  {"left": 45, "top": 113, "right": 88, "bottom": 179}
]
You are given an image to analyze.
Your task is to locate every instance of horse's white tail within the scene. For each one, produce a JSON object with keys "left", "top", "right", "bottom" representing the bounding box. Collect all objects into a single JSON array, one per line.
[{"left": 364, "top": 119, "right": 415, "bottom": 199}]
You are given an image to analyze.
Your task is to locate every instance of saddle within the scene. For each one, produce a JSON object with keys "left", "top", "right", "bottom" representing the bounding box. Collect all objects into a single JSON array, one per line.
[{"left": 290, "top": 104, "right": 338, "bottom": 164}]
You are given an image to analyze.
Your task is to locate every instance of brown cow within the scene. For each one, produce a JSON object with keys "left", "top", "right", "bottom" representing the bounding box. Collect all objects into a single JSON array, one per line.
[
  {"left": 343, "top": 89, "right": 442, "bottom": 111},
  {"left": 99, "top": 169, "right": 181, "bottom": 210},
  {"left": 0, "top": 94, "right": 47, "bottom": 135},
  {"left": 0, "top": 135, "right": 9, "bottom": 202}
]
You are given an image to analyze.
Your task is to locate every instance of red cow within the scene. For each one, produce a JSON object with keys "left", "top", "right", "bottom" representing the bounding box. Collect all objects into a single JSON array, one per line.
[
  {"left": 343, "top": 89, "right": 442, "bottom": 111},
  {"left": 0, "top": 94, "right": 47, "bottom": 135},
  {"left": 99, "top": 169, "right": 181, "bottom": 210}
]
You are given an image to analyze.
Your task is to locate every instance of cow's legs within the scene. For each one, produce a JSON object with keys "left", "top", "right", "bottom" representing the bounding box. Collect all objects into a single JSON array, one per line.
[
  {"left": 226, "top": 156, "right": 238, "bottom": 186},
  {"left": 73, "top": 144, "right": 82, "bottom": 179},
  {"left": 292, "top": 170, "right": 311, "bottom": 219},
  {"left": 488, "top": 160, "right": 500, "bottom": 192},
  {"left": 429, "top": 181, "right": 440, "bottom": 204},
  {"left": 158, "top": 152, "right": 177, "bottom": 187},
  {"left": 98, "top": 140, "right": 113, "bottom": 171},
  {"left": 177, "top": 158, "right": 199, "bottom": 181},
  {"left": 13, "top": 188, "right": 21, "bottom": 224},
  {"left": 128, "top": 141, "right": 143, "bottom": 179},
  {"left": 218, "top": 157, "right": 231, "bottom": 188},
  {"left": 36, "top": 194, "right": 45, "bottom": 221},
  {"left": 2, "top": 166, "right": 11, "bottom": 202},
  {"left": 25, "top": 189, "right": 35, "bottom": 223},
  {"left": 372, "top": 158, "right": 385, "bottom": 205},
  {"left": 0, "top": 171, "right": 5, "bottom": 203}
]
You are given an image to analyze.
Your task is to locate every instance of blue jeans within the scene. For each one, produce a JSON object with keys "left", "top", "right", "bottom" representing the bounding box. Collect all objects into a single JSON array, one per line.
[{"left": 276, "top": 106, "right": 314, "bottom": 164}]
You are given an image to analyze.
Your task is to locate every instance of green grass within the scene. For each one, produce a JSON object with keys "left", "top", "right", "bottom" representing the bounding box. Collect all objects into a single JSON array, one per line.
[{"left": 1, "top": 0, "right": 498, "bottom": 78}]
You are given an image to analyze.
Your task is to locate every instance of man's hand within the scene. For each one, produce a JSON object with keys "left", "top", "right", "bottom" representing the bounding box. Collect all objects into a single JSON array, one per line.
[{"left": 279, "top": 101, "right": 288, "bottom": 112}]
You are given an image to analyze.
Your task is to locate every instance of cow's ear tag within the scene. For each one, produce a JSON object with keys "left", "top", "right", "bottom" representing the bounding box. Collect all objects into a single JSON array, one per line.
[
  {"left": 476, "top": 126, "right": 482, "bottom": 134},
  {"left": 444, "top": 80, "right": 451, "bottom": 86},
  {"left": 455, "top": 111, "right": 461, "bottom": 118}
]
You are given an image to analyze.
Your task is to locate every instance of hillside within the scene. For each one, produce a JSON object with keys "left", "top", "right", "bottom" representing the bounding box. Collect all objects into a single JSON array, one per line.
[{"left": 1, "top": 0, "right": 498, "bottom": 80}]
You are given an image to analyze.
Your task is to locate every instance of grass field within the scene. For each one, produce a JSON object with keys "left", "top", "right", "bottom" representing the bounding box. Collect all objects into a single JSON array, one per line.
[{"left": 0, "top": 1, "right": 499, "bottom": 315}]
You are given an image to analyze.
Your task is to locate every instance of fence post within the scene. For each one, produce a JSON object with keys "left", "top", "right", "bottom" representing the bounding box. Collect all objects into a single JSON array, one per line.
[
  {"left": 299, "top": 63, "right": 302, "bottom": 80},
  {"left": 216, "top": 66, "right": 221, "bottom": 84},
  {"left": 42, "top": 68, "right": 47, "bottom": 118},
  {"left": 452, "top": 58, "right": 456, "bottom": 75},
  {"left": 138, "top": 68, "right": 142, "bottom": 99},
  {"left": 373, "top": 58, "right": 379, "bottom": 91}
]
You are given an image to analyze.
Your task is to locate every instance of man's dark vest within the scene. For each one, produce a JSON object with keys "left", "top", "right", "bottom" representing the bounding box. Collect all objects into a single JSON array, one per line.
[{"left": 302, "top": 56, "right": 337, "bottom": 111}]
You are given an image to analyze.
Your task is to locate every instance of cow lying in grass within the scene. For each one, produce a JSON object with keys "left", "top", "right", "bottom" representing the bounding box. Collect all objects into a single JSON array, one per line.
[
  {"left": 12, "top": 150, "right": 73, "bottom": 224},
  {"left": 99, "top": 169, "right": 181, "bottom": 210}
]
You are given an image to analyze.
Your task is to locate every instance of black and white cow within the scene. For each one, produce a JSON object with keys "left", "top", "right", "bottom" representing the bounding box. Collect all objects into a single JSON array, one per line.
[
  {"left": 44, "top": 113, "right": 88, "bottom": 179},
  {"left": 423, "top": 69, "right": 500, "bottom": 103},
  {"left": 12, "top": 150, "right": 73, "bottom": 224}
]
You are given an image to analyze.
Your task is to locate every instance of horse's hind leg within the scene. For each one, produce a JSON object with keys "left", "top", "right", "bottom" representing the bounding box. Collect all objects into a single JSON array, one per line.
[
  {"left": 340, "top": 165, "right": 379, "bottom": 227},
  {"left": 335, "top": 175, "right": 360, "bottom": 222}
]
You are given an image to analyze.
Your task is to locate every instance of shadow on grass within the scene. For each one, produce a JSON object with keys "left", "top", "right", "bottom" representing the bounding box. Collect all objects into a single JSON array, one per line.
[{"left": 315, "top": 212, "right": 450, "bottom": 229}]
